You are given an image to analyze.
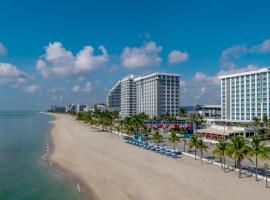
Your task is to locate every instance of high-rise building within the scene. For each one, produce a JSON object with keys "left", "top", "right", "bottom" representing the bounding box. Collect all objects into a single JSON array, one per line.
[
  {"left": 120, "top": 75, "right": 136, "bottom": 118},
  {"left": 220, "top": 68, "right": 270, "bottom": 121},
  {"left": 106, "top": 81, "right": 121, "bottom": 111},
  {"left": 134, "top": 73, "right": 180, "bottom": 117}
]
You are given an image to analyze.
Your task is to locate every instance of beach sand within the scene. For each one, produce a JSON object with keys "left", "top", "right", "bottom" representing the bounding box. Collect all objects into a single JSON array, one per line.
[{"left": 48, "top": 113, "right": 270, "bottom": 200}]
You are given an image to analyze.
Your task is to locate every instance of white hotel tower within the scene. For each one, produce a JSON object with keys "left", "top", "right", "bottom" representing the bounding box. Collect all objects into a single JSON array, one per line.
[
  {"left": 108, "top": 73, "right": 180, "bottom": 118},
  {"left": 134, "top": 73, "right": 180, "bottom": 117},
  {"left": 220, "top": 68, "right": 270, "bottom": 122},
  {"left": 120, "top": 75, "right": 137, "bottom": 118}
]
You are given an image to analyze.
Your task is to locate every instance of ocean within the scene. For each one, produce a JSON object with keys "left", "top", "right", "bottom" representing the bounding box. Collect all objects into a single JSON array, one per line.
[{"left": 0, "top": 112, "right": 80, "bottom": 200}]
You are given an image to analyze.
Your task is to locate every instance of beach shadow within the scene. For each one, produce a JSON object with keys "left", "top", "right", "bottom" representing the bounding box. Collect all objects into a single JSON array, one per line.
[
  {"left": 239, "top": 173, "right": 253, "bottom": 178},
  {"left": 224, "top": 168, "right": 234, "bottom": 173}
]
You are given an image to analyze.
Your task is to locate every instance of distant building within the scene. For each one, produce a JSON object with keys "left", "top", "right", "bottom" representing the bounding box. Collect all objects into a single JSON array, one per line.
[
  {"left": 50, "top": 105, "right": 65, "bottom": 112},
  {"left": 196, "top": 104, "right": 221, "bottom": 119},
  {"left": 181, "top": 105, "right": 221, "bottom": 118},
  {"left": 220, "top": 67, "right": 270, "bottom": 121},
  {"left": 65, "top": 104, "right": 76, "bottom": 112},
  {"left": 120, "top": 75, "right": 136, "bottom": 118},
  {"left": 106, "top": 80, "right": 121, "bottom": 111},
  {"left": 134, "top": 73, "right": 180, "bottom": 117},
  {"left": 93, "top": 103, "right": 108, "bottom": 111},
  {"left": 76, "top": 104, "right": 87, "bottom": 113},
  {"left": 83, "top": 105, "right": 91, "bottom": 112}
]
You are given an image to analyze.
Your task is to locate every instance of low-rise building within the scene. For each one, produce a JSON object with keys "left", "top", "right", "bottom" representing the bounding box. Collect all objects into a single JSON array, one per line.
[
  {"left": 196, "top": 104, "right": 221, "bottom": 119},
  {"left": 197, "top": 124, "right": 255, "bottom": 140}
]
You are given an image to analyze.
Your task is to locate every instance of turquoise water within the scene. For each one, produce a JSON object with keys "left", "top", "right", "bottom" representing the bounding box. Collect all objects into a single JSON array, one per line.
[{"left": 0, "top": 112, "right": 80, "bottom": 200}]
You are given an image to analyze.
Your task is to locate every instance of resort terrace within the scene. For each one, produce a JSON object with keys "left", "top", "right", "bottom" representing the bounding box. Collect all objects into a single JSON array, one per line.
[{"left": 198, "top": 124, "right": 255, "bottom": 140}]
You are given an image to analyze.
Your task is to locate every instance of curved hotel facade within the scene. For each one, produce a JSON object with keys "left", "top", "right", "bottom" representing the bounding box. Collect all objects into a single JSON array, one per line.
[
  {"left": 220, "top": 68, "right": 270, "bottom": 122},
  {"left": 107, "top": 72, "right": 180, "bottom": 118}
]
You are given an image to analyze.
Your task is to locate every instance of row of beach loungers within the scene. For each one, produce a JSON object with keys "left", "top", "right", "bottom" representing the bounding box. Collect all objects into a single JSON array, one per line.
[{"left": 124, "top": 140, "right": 181, "bottom": 158}]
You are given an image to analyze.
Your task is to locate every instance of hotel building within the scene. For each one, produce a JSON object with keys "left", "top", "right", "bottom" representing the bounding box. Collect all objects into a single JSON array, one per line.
[
  {"left": 134, "top": 73, "right": 180, "bottom": 117},
  {"left": 106, "top": 80, "right": 121, "bottom": 111},
  {"left": 108, "top": 72, "right": 180, "bottom": 118},
  {"left": 220, "top": 68, "right": 270, "bottom": 121},
  {"left": 120, "top": 75, "right": 136, "bottom": 118}
]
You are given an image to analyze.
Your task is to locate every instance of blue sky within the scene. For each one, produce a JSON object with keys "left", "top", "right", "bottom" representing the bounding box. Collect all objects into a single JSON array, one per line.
[{"left": 1, "top": 0, "right": 270, "bottom": 111}]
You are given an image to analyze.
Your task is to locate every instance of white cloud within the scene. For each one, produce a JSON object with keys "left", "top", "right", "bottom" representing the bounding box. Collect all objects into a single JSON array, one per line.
[
  {"left": 72, "top": 85, "right": 80, "bottom": 93},
  {"left": 82, "top": 82, "right": 92, "bottom": 93},
  {"left": 23, "top": 84, "right": 41, "bottom": 93},
  {"left": 36, "top": 42, "right": 108, "bottom": 78},
  {"left": 181, "top": 65, "right": 261, "bottom": 105},
  {"left": 52, "top": 95, "right": 64, "bottom": 101},
  {"left": 47, "top": 87, "right": 65, "bottom": 93},
  {"left": 251, "top": 39, "right": 270, "bottom": 53},
  {"left": 168, "top": 50, "right": 188, "bottom": 64},
  {"left": 221, "top": 39, "right": 270, "bottom": 69},
  {"left": 71, "top": 82, "right": 92, "bottom": 93},
  {"left": 121, "top": 41, "right": 162, "bottom": 69},
  {"left": 0, "top": 43, "right": 7, "bottom": 55},
  {"left": 194, "top": 72, "right": 220, "bottom": 85},
  {"left": 0, "top": 63, "right": 28, "bottom": 85}
]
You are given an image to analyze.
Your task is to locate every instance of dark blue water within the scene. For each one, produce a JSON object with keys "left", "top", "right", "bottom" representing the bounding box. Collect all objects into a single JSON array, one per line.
[{"left": 0, "top": 112, "right": 80, "bottom": 200}]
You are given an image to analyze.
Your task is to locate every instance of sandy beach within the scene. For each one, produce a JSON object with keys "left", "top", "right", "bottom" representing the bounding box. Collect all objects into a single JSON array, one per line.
[{"left": 48, "top": 113, "right": 270, "bottom": 200}]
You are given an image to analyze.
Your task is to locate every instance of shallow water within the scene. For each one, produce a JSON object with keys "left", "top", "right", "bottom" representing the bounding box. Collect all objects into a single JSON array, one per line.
[{"left": 0, "top": 112, "right": 80, "bottom": 200}]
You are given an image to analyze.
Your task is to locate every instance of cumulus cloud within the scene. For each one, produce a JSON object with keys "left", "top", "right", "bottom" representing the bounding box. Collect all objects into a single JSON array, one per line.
[
  {"left": 52, "top": 95, "right": 64, "bottom": 101},
  {"left": 72, "top": 82, "right": 92, "bottom": 93},
  {"left": 0, "top": 62, "right": 28, "bottom": 85},
  {"left": 121, "top": 41, "right": 162, "bottom": 69},
  {"left": 82, "top": 82, "right": 92, "bottom": 92},
  {"left": 23, "top": 84, "right": 41, "bottom": 93},
  {"left": 72, "top": 85, "right": 80, "bottom": 93},
  {"left": 181, "top": 65, "right": 261, "bottom": 105},
  {"left": 221, "top": 39, "right": 270, "bottom": 69},
  {"left": 168, "top": 50, "right": 188, "bottom": 64},
  {"left": 0, "top": 43, "right": 7, "bottom": 55},
  {"left": 194, "top": 72, "right": 220, "bottom": 85},
  {"left": 36, "top": 42, "right": 108, "bottom": 78},
  {"left": 47, "top": 87, "right": 65, "bottom": 93}
]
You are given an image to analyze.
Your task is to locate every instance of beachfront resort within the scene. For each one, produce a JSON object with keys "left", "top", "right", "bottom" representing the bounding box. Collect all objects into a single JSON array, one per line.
[{"left": 49, "top": 68, "right": 270, "bottom": 191}]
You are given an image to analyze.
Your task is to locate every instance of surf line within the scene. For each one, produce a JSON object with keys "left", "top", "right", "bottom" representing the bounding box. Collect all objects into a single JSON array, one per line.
[{"left": 77, "top": 183, "right": 81, "bottom": 193}]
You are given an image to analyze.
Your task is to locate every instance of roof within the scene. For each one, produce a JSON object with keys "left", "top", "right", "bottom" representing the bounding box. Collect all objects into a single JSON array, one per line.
[
  {"left": 219, "top": 67, "right": 270, "bottom": 79},
  {"left": 197, "top": 104, "right": 221, "bottom": 109},
  {"left": 108, "top": 80, "right": 121, "bottom": 93},
  {"left": 134, "top": 72, "right": 180, "bottom": 82},
  {"left": 197, "top": 128, "right": 243, "bottom": 136},
  {"left": 121, "top": 75, "right": 135, "bottom": 82}
]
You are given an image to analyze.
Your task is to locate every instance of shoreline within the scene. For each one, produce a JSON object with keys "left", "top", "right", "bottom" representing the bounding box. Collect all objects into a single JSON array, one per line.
[
  {"left": 45, "top": 113, "right": 270, "bottom": 200},
  {"left": 41, "top": 112, "right": 96, "bottom": 200}
]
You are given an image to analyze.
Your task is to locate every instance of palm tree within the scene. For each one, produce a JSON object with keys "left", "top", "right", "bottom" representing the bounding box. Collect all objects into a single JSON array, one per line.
[
  {"left": 198, "top": 114, "right": 205, "bottom": 129},
  {"left": 227, "top": 136, "right": 252, "bottom": 178},
  {"left": 188, "top": 134, "right": 199, "bottom": 159},
  {"left": 179, "top": 108, "right": 188, "bottom": 118},
  {"left": 250, "top": 135, "right": 270, "bottom": 181},
  {"left": 264, "top": 163, "right": 269, "bottom": 188},
  {"left": 262, "top": 114, "right": 268, "bottom": 129},
  {"left": 151, "top": 130, "right": 163, "bottom": 146},
  {"left": 188, "top": 113, "right": 198, "bottom": 133},
  {"left": 168, "top": 132, "right": 180, "bottom": 150},
  {"left": 213, "top": 139, "right": 229, "bottom": 171},
  {"left": 183, "top": 139, "right": 187, "bottom": 152},
  {"left": 252, "top": 116, "right": 261, "bottom": 136},
  {"left": 197, "top": 139, "right": 208, "bottom": 164}
]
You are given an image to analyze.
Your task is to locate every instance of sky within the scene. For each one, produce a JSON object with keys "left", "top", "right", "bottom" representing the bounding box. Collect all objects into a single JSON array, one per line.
[{"left": 1, "top": 0, "right": 270, "bottom": 111}]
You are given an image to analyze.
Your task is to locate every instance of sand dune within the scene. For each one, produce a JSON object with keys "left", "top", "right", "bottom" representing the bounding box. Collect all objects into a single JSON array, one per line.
[{"left": 48, "top": 113, "right": 270, "bottom": 200}]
